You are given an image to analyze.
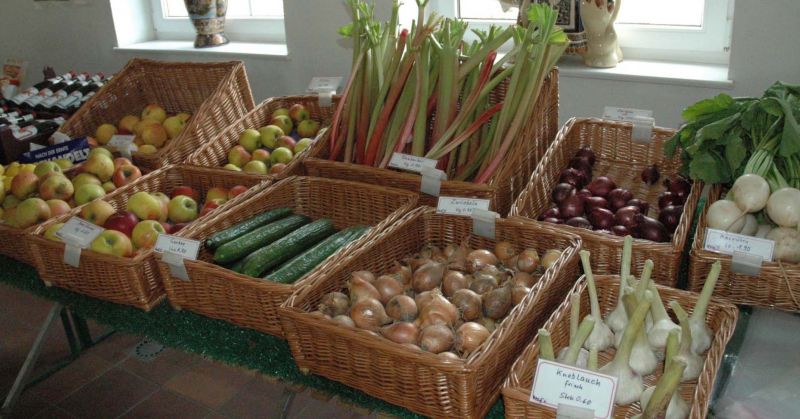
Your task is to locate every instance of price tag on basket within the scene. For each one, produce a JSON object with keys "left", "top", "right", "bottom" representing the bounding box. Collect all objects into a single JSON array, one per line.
[
  {"left": 55, "top": 217, "right": 104, "bottom": 267},
  {"left": 106, "top": 135, "right": 137, "bottom": 159},
  {"left": 307, "top": 76, "right": 342, "bottom": 107},
  {"left": 436, "top": 196, "right": 491, "bottom": 216},
  {"left": 420, "top": 166, "right": 447, "bottom": 196},
  {"left": 529, "top": 359, "right": 617, "bottom": 419},
  {"left": 388, "top": 153, "right": 438, "bottom": 174},
  {"left": 603, "top": 106, "right": 655, "bottom": 143},
  {"left": 703, "top": 228, "right": 775, "bottom": 275},
  {"left": 471, "top": 208, "right": 500, "bottom": 239},
  {"left": 155, "top": 234, "right": 201, "bottom": 281}
]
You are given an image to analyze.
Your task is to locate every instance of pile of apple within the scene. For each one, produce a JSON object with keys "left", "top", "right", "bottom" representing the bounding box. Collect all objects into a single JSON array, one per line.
[
  {"left": 44, "top": 184, "right": 251, "bottom": 258},
  {"left": 94, "top": 104, "right": 191, "bottom": 155},
  {"left": 0, "top": 148, "right": 143, "bottom": 229},
  {"left": 225, "top": 103, "right": 321, "bottom": 175}
]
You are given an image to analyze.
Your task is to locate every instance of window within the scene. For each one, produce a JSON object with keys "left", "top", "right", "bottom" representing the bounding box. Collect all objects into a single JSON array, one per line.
[
  {"left": 435, "top": 0, "right": 733, "bottom": 65},
  {"left": 150, "top": 0, "right": 285, "bottom": 44}
]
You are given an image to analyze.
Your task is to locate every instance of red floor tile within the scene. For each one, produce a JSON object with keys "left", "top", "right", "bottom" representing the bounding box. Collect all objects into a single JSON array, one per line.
[
  {"left": 57, "top": 367, "right": 158, "bottom": 418},
  {"left": 163, "top": 358, "right": 255, "bottom": 409},
  {"left": 119, "top": 389, "right": 212, "bottom": 418}
]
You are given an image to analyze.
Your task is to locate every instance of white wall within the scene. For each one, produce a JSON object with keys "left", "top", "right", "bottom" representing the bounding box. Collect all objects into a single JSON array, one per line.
[{"left": 1, "top": 0, "right": 798, "bottom": 129}]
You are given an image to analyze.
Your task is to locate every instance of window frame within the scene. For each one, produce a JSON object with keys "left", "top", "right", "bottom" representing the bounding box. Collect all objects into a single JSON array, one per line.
[{"left": 148, "top": 0, "right": 286, "bottom": 44}]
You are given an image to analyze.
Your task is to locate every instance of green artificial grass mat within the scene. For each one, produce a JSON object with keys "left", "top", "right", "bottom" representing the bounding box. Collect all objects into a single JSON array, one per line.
[{"left": 0, "top": 255, "right": 505, "bottom": 418}]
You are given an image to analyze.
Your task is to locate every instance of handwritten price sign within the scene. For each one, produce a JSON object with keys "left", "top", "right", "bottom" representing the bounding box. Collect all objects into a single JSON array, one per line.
[
  {"left": 704, "top": 228, "right": 774, "bottom": 261},
  {"left": 530, "top": 359, "right": 617, "bottom": 419},
  {"left": 436, "top": 197, "right": 491, "bottom": 216},
  {"left": 154, "top": 235, "right": 200, "bottom": 260}
]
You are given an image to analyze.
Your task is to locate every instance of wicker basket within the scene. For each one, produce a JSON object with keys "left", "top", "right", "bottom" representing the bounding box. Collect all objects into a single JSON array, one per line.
[
  {"left": 511, "top": 118, "right": 701, "bottom": 287},
  {"left": 302, "top": 69, "right": 559, "bottom": 216},
  {"left": 186, "top": 95, "right": 339, "bottom": 181},
  {"left": 28, "top": 164, "right": 266, "bottom": 311},
  {"left": 689, "top": 185, "right": 800, "bottom": 312},
  {"left": 279, "top": 207, "right": 582, "bottom": 418},
  {"left": 158, "top": 176, "right": 418, "bottom": 337},
  {"left": 502, "top": 275, "right": 739, "bottom": 418},
  {"left": 57, "top": 58, "right": 254, "bottom": 171}
]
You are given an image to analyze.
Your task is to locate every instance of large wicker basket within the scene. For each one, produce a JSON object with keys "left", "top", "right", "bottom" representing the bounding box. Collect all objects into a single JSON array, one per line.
[
  {"left": 279, "top": 207, "right": 582, "bottom": 418},
  {"left": 186, "top": 95, "right": 339, "bottom": 181},
  {"left": 57, "top": 58, "right": 254, "bottom": 171},
  {"left": 302, "top": 69, "right": 559, "bottom": 216},
  {"left": 502, "top": 275, "right": 739, "bottom": 418},
  {"left": 158, "top": 176, "right": 418, "bottom": 337},
  {"left": 689, "top": 185, "right": 800, "bottom": 312},
  {"left": 28, "top": 165, "right": 266, "bottom": 311},
  {"left": 511, "top": 118, "right": 701, "bottom": 287}
]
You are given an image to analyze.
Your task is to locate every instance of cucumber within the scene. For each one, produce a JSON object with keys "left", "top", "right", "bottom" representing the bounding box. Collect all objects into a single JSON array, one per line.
[
  {"left": 240, "top": 219, "right": 337, "bottom": 278},
  {"left": 266, "top": 226, "right": 370, "bottom": 284},
  {"left": 205, "top": 207, "right": 293, "bottom": 249},
  {"left": 213, "top": 215, "right": 310, "bottom": 264},
  {"left": 229, "top": 257, "right": 248, "bottom": 273}
]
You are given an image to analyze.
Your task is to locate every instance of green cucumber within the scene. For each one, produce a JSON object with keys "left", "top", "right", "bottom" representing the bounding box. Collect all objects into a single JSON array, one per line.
[
  {"left": 266, "top": 226, "right": 370, "bottom": 284},
  {"left": 213, "top": 215, "right": 310, "bottom": 264},
  {"left": 240, "top": 219, "right": 337, "bottom": 278},
  {"left": 205, "top": 207, "right": 293, "bottom": 250},
  {"left": 229, "top": 257, "right": 248, "bottom": 273}
]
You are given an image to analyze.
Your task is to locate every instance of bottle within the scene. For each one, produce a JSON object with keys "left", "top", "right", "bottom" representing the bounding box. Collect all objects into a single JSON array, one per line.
[
  {"left": 22, "top": 79, "right": 68, "bottom": 109},
  {"left": 0, "top": 113, "right": 35, "bottom": 126},
  {"left": 36, "top": 80, "right": 83, "bottom": 111},
  {"left": 8, "top": 71, "right": 73, "bottom": 106},
  {"left": 8, "top": 119, "right": 61, "bottom": 141},
  {"left": 54, "top": 79, "right": 100, "bottom": 111}
]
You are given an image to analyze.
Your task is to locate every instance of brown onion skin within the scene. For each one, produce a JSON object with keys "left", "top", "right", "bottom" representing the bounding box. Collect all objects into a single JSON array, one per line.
[
  {"left": 541, "top": 249, "right": 562, "bottom": 269},
  {"left": 418, "top": 324, "right": 455, "bottom": 354},
  {"left": 405, "top": 256, "right": 432, "bottom": 271},
  {"left": 442, "top": 270, "right": 469, "bottom": 297},
  {"left": 402, "top": 343, "right": 422, "bottom": 351},
  {"left": 451, "top": 289, "right": 483, "bottom": 321},
  {"left": 350, "top": 298, "right": 391, "bottom": 331},
  {"left": 415, "top": 290, "right": 436, "bottom": 310},
  {"left": 455, "top": 322, "right": 491, "bottom": 355},
  {"left": 373, "top": 275, "right": 404, "bottom": 305},
  {"left": 381, "top": 322, "right": 420, "bottom": 345},
  {"left": 319, "top": 291, "right": 350, "bottom": 317},
  {"left": 477, "top": 317, "right": 497, "bottom": 332},
  {"left": 412, "top": 262, "right": 445, "bottom": 293},
  {"left": 483, "top": 285, "right": 513, "bottom": 320},
  {"left": 469, "top": 275, "right": 498, "bottom": 295},
  {"left": 392, "top": 262, "right": 412, "bottom": 287},
  {"left": 348, "top": 276, "right": 381, "bottom": 303},
  {"left": 516, "top": 249, "right": 540, "bottom": 273},
  {"left": 512, "top": 285, "right": 530, "bottom": 305},
  {"left": 332, "top": 315, "right": 355, "bottom": 328},
  {"left": 386, "top": 294, "right": 418, "bottom": 322},
  {"left": 419, "top": 292, "right": 458, "bottom": 327},
  {"left": 466, "top": 250, "right": 499, "bottom": 273},
  {"left": 494, "top": 242, "right": 517, "bottom": 263},
  {"left": 513, "top": 271, "right": 537, "bottom": 288},
  {"left": 351, "top": 271, "right": 376, "bottom": 284},
  {"left": 437, "top": 351, "right": 462, "bottom": 361}
]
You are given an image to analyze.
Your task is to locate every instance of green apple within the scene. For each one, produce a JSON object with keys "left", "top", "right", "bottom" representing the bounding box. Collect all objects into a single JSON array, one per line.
[
  {"left": 227, "top": 145, "right": 251, "bottom": 168},
  {"left": 251, "top": 149, "right": 271, "bottom": 164},
  {"left": 258, "top": 125, "right": 284, "bottom": 149},
  {"left": 270, "top": 115, "right": 293, "bottom": 135},
  {"left": 72, "top": 173, "right": 102, "bottom": 190},
  {"left": 54, "top": 159, "right": 74, "bottom": 171},
  {"left": 167, "top": 195, "right": 198, "bottom": 223},
  {"left": 33, "top": 161, "right": 63, "bottom": 178},
  {"left": 296, "top": 119, "right": 321, "bottom": 138},
  {"left": 288, "top": 104, "right": 310, "bottom": 123},
  {"left": 151, "top": 192, "right": 170, "bottom": 222},
  {"left": 44, "top": 222, "right": 64, "bottom": 242},
  {"left": 270, "top": 147, "right": 294, "bottom": 165},
  {"left": 3, "top": 195, "right": 20, "bottom": 210},
  {"left": 102, "top": 181, "right": 116, "bottom": 193},
  {"left": 238, "top": 128, "right": 262, "bottom": 152},
  {"left": 74, "top": 183, "right": 106, "bottom": 206},
  {"left": 81, "top": 199, "right": 116, "bottom": 226},
  {"left": 205, "top": 187, "right": 228, "bottom": 203},
  {"left": 14, "top": 197, "right": 51, "bottom": 228},
  {"left": 243, "top": 160, "right": 269, "bottom": 175},
  {"left": 294, "top": 138, "right": 314, "bottom": 155},
  {"left": 126, "top": 191, "right": 163, "bottom": 221},
  {"left": 83, "top": 154, "right": 115, "bottom": 182},
  {"left": 89, "top": 147, "right": 113, "bottom": 160},
  {"left": 38, "top": 174, "right": 74, "bottom": 201},
  {"left": 141, "top": 104, "right": 167, "bottom": 123},
  {"left": 271, "top": 108, "right": 290, "bottom": 119},
  {"left": 46, "top": 199, "right": 71, "bottom": 217},
  {"left": 163, "top": 115, "right": 186, "bottom": 139},
  {"left": 223, "top": 164, "right": 242, "bottom": 172},
  {"left": 131, "top": 220, "right": 166, "bottom": 249},
  {"left": 90, "top": 230, "right": 133, "bottom": 257},
  {"left": 11, "top": 172, "right": 39, "bottom": 199}
]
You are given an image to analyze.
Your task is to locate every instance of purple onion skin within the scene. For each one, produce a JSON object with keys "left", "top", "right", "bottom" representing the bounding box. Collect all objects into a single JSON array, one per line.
[
  {"left": 585, "top": 196, "right": 609, "bottom": 212},
  {"left": 575, "top": 147, "right": 596, "bottom": 166},
  {"left": 559, "top": 168, "right": 586, "bottom": 189},
  {"left": 551, "top": 183, "right": 575, "bottom": 204},
  {"left": 538, "top": 207, "right": 561, "bottom": 221},
  {"left": 626, "top": 198, "right": 650, "bottom": 215},
  {"left": 658, "top": 191, "right": 684, "bottom": 209},
  {"left": 612, "top": 225, "right": 630, "bottom": 237},
  {"left": 589, "top": 207, "right": 615, "bottom": 230},
  {"left": 576, "top": 188, "right": 593, "bottom": 201},
  {"left": 614, "top": 205, "right": 641, "bottom": 229},
  {"left": 586, "top": 176, "right": 617, "bottom": 198},
  {"left": 543, "top": 217, "right": 563, "bottom": 224},
  {"left": 635, "top": 214, "right": 670, "bottom": 242},
  {"left": 667, "top": 177, "right": 692, "bottom": 200},
  {"left": 570, "top": 157, "right": 594, "bottom": 179},
  {"left": 559, "top": 194, "right": 585, "bottom": 219},
  {"left": 608, "top": 189, "right": 634, "bottom": 211},
  {"left": 658, "top": 205, "right": 684, "bottom": 232},
  {"left": 641, "top": 165, "right": 661, "bottom": 185},
  {"left": 566, "top": 217, "right": 593, "bottom": 230}
]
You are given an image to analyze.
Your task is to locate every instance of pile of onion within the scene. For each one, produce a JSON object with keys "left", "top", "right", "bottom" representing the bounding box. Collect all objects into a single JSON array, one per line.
[
  {"left": 315, "top": 242, "right": 564, "bottom": 359},
  {"left": 538, "top": 147, "right": 687, "bottom": 243}
]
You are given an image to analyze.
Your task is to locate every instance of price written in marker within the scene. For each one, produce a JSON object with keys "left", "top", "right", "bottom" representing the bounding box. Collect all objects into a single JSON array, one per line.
[
  {"left": 388, "top": 153, "right": 438, "bottom": 174},
  {"left": 55, "top": 217, "right": 104, "bottom": 247},
  {"left": 530, "top": 360, "right": 617, "bottom": 419},
  {"left": 704, "top": 228, "right": 775, "bottom": 261},
  {"left": 436, "top": 197, "right": 491, "bottom": 216},
  {"left": 154, "top": 234, "right": 201, "bottom": 260}
]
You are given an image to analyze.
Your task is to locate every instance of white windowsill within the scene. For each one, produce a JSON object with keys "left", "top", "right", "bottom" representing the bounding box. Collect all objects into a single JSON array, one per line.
[
  {"left": 114, "top": 40, "right": 288, "bottom": 58},
  {"left": 557, "top": 55, "right": 733, "bottom": 89}
]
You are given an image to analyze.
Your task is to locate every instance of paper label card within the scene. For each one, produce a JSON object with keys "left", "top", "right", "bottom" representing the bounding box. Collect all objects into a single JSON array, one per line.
[
  {"left": 530, "top": 359, "right": 618, "bottom": 419},
  {"left": 388, "top": 153, "right": 438, "bottom": 174},
  {"left": 154, "top": 235, "right": 201, "bottom": 260},
  {"left": 704, "top": 228, "right": 774, "bottom": 262},
  {"left": 472, "top": 208, "right": 500, "bottom": 239},
  {"left": 436, "top": 197, "right": 491, "bottom": 216},
  {"left": 307, "top": 77, "right": 342, "bottom": 94},
  {"left": 107, "top": 135, "right": 137, "bottom": 158},
  {"left": 55, "top": 217, "right": 104, "bottom": 248},
  {"left": 602, "top": 106, "right": 653, "bottom": 122},
  {"left": 420, "top": 166, "right": 447, "bottom": 197}
]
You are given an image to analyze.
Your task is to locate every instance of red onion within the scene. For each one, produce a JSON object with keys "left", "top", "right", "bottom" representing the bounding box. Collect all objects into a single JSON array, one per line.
[
  {"left": 586, "top": 176, "right": 616, "bottom": 198},
  {"left": 566, "top": 217, "right": 593, "bottom": 230},
  {"left": 539, "top": 207, "right": 560, "bottom": 220},
  {"left": 569, "top": 158, "right": 593, "bottom": 180},
  {"left": 626, "top": 198, "right": 650, "bottom": 215},
  {"left": 658, "top": 191, "right": 684, "bottom": 209},
  {"left": 585, "top": 196, "right": 608, "bottom": 211},
  {"left": 559, "top": 168, "right": 586, "bottom": 189},
  {"left": 641, "top": 165, "right": 660, "bottom": 185},
  {"left": 608, "top": 188, "right": 634, "bottom": 211},
  {"left": 658, "top": 205, "right": 684, "bottom": 232},
  {"left": 543, "top": 217, "right": 563, "bottom": 224},
  {"left": 614, "top": 205, "right": 641, "bottom": 229},
  {"left": 666, "top": 177, "right": 692, "bottom": 200},
  {"left": 576, "top": 188, "right": 592, "bottom": 201},
  {"left": 574, "top": 147, "right": 596, "bottom": 166},
  {"left": 612, "top": 225, "right": 630, "bottom": 237},
  {"left": 551, "top": 183, "right": 575, "bottom": 204},
  {"left": 559, "top": 194, "right": 585, "bottom": 219},
  {"left": 634, "top": 214, "right": 670, "bottom": 242},
  {"left": 588, "top": 207, "right": 615, "bottom": 230}
]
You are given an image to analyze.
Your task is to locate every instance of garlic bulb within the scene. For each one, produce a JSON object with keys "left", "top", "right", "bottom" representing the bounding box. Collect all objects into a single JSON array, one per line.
[
  {"left": 623, "top": 291, "right": 658, "bottom": 376},
  {"left": 646, "top": 278, "right": 679, "bottom": 353},
  {"left": 600, "top": 293, "right": 650, "bottom": 405},
  {"left": 636, "top": 357, "right": 689, "bottom": 419},
  {"left": 606, "top": 236, "right": 634, "bottom": 333},
  {"left": 688, "top": 261, "right": 721, "bottom": 354},
  {"left": 558, "top": 316, "right": 595, "bottom": 367},
  {"left": 670, "top": 301, "right": 705, "bottom": 382}
]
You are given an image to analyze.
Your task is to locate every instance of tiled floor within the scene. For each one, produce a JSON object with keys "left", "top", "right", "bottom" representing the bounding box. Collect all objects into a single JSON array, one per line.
[{"left": 0, "top": 283, "right": 378, "bottom": 418}]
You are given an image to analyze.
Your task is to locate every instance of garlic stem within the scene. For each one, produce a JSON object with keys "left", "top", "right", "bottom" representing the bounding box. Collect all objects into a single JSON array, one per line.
[
  {"left": 562, "top": 316, "right": 595, "bottom": 366},
  {"left": 580, "top": 250, "right": 614, "bottom": 351},
  {"left": 606, "top": 236, "right": 634, "bottom": 333},
  {"left": 670, "top": 301, "right": 705, "bottom": 381},
  {"left": 538, "top": 328, "right": 555, "bottom": 361},
  {"left": 588, "top": 346, "right": 598, "bottom": 371},
  {"left": 635, "top": 259, "right": 653, "bottom": 299},
  {"left": 569, "top": 292, "right": 580, "bottom": 346},
  {"left": 623, "top": 291, "right": 658, "bottom": 376},
  {"left": 600, "top": 292, "right": 650, "bottom": 405},
  {"left": 665, "top": 328, "right": 680, "bottom": 371},
  {"left": 689, "top": 261, "right": 721, "bottom": 354},
  {"left": 641, "top": 357, "right": 687, "bottom": 419},
  {"left": 647, "top": 282, "right": 680, "bottom": 351}
]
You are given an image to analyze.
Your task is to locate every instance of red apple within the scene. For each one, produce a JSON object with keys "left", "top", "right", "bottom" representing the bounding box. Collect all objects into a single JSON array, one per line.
[
  {"left": 112, "top": 164, "right": 142, "bottom": 188},
  {"left": 277, "top": 135, "right": 297, "bottom": 150},
  {"left": 227, "top": 185, "right": 248, "bottom": 200},
  {"left": 270, "top": 163, "right": 288, "bottom": 174},
  {"left": 171, "top": 186, "right": 199, "bottom": 201},
  {"left": 171, "top": 223, "right": 189, "bottom": 233},
  {"left": 200, "top": 199, "right": 224, "bottom": 217},
  {"left": 103, "top": 211, "right": 139, "bottom": 237},
  {"left": 160, "top": 221, "right": 173, "bottom": 234},
  {"left": 113, "top": 157, "right": 133, "bottom": 169}
]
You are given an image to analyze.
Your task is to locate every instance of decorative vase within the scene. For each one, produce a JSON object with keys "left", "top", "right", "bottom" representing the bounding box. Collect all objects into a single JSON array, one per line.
[
  {"left": 184, "top": 0, "right": 229, "bottom": 48},
  {"left": 580, "top": 0, "right": 623, "bottom": 68}
]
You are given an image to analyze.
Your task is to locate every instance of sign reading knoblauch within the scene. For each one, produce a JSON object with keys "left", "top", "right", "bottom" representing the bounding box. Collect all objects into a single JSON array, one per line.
[{"left": 19, "top": 137, "right": 90, "bottom": 164}]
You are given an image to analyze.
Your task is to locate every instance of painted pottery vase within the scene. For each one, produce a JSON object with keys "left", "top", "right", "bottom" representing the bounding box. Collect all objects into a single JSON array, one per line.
[{"left": 184, "top": 0, "right": 229, "bottom": 48}]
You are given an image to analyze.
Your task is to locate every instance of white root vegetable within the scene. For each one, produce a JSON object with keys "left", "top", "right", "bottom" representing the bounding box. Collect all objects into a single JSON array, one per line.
[
  {"left": 580, "top": 250, "right": 614, "bottom": 351},
  {"left": 706, "top": 200, "right": 745, "bottom": 232},
  {"left": 766, "top": 187, "right": 800, "bottom": 228},
  {"left": 755, "top": 224, "right": 773, "bottom": 238},
  {"left": 670, "top": 301, "right": 704, "bottom": 382},
  {"left": 558, "top": 316, "right": 595, "bottom": 366},
  {"left": 739, "top": 214, "right": 759, "bottom": 236},
  {"left": 647, "top": 282, "right": 680, "bottom": 352},
  {"left": 689, "top": 261, "right": 721, "bottom": 354},
  {"left": 636, "top": 357, "right": 689, "bottom": 419},
  {"left": 767, "top": 227, "right": 800, "bottom": 263},
  {"left": 623, "top": 291, "right": 659, "bottom": 376},
  {"left": 538, "top": 329, "right": 555, "bottom": 361},
  {"left": 730, "top": 174, "right": 770, "bottom": 214},
  {"left": 606, "top": 236, "right": 634, "bottom": 334},
  {"left": 600, "top": 293, "right": 650, "bottom": 405}
]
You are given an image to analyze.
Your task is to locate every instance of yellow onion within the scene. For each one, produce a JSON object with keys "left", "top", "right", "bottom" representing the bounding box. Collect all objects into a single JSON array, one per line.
[
  {"left": 513, "top": 271, "right": 537, "bottom": 288},
  {"left": 455, "top": 322, "right": 491, "bottom": 355},
  {"left": 412, "top": 262, "right": 445, "bottom": 293},
  {"left": 541, "top": 249, "right": 562, "bottom": 269},
  {"left": 386, "top": 295, "right": 418, "bottom": 322},
  {"left": 418, "top": 324, "right": 455, "bottom": 354},
  {"left": 380, "top": 322, "right": 419, "bottom": 345},
  {"left": 374, "top": 275, "right": 404, "bottom": 305},
  {"left": 350, "top": 298, "right": 391, "bottom": 331},
  {"left": 348, "top": 275, "right": 380, "bottom": 303},
  {"left": 516, "top": 249, "right": 540, "bottom": 273},
  {"left": 483, "top": 284, "right": 513, "bottom": 320},
  {"left": 332, "top": 315, "right": 355, "bottom": 327},
  {"left": 442, "top": 270, "right": 469, "bottom": 297},
  {"left": 467, "top": 249, "right": 499, "bottom": 273},
  {"left": 319, "top": 291, "right": 350, "bottom": 317},
  {"left": 451, "top": 289, "right": 483, "bottom": 321},
  {"left": 512, "top": 284, "right": 530, "bottom": 306},
  {"left": 437, "top": 351, "right": 462, "bottom": 362},
  {"left": 494, "top": 241, "right": 517, "bottom": 263}
]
